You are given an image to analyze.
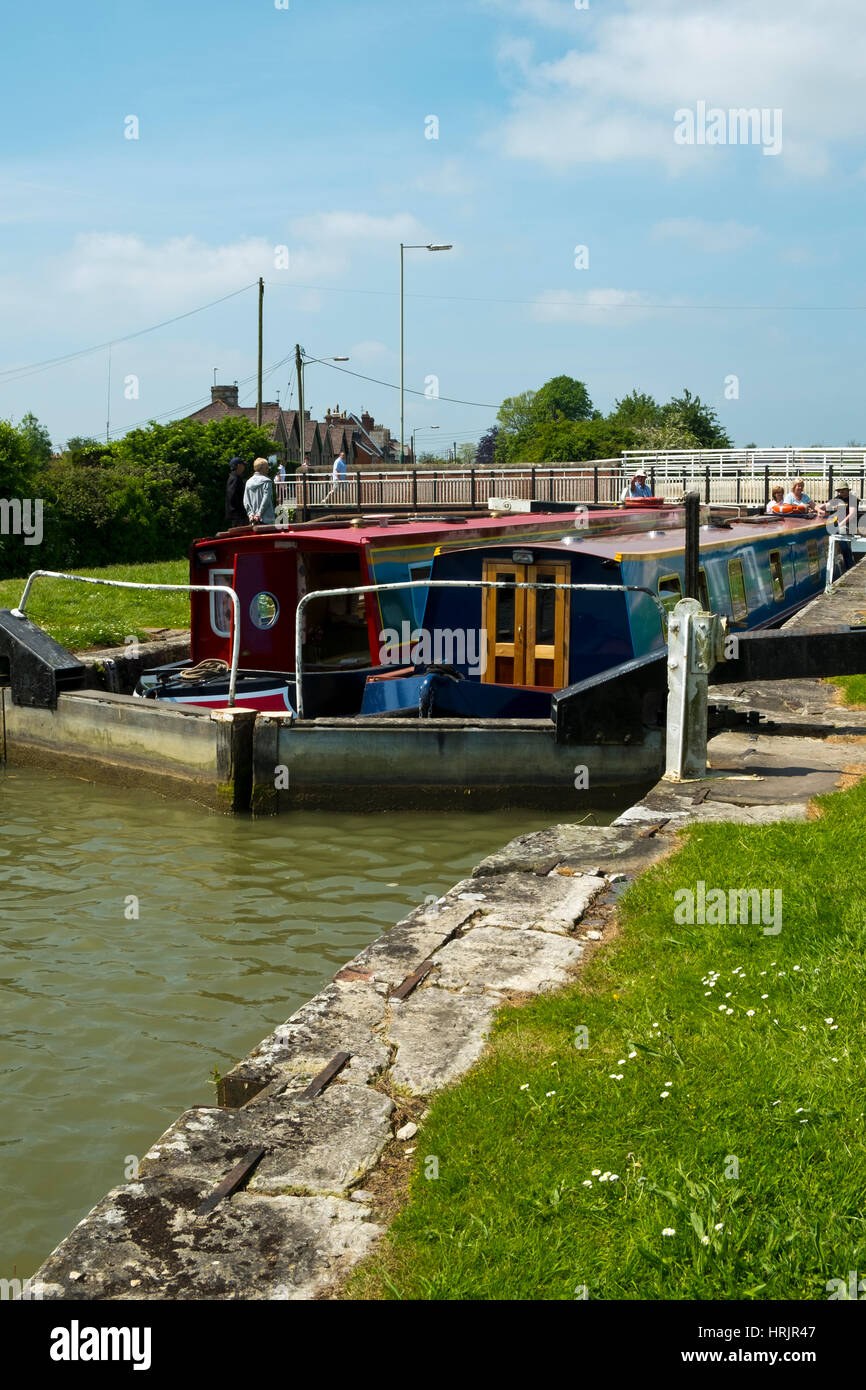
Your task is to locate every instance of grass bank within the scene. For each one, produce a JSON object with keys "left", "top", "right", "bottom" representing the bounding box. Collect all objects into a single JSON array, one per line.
[
  {"left": 350, "top": 779, "right": 866, "bottom": 1300},
  {"left": 0, "top": 560, "right": 189, "bottom": 649},
  {"left": 830, "top": 674, "right": 866, "bottom": 707}
]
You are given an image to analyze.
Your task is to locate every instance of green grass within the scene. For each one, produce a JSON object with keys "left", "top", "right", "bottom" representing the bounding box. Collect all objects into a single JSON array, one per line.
[
  {"left": 350, "top": 779, "right": 866, "bottom": 1300},
  {"left": 829, "top": 674, "right": 866, "bottom": 707},
  {"left": 0, "top": 560, "right": 190, "bottom": 649}
]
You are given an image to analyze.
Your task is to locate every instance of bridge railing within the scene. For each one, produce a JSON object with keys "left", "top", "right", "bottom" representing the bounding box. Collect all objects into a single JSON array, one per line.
[{"left": 273, "top": 453, "right": 866, "bottom": 515}]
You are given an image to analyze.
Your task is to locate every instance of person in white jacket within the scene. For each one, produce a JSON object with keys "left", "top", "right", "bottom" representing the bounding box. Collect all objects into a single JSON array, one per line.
[{"left": 243, "top": 457, "right": 275, "bottom": 524}]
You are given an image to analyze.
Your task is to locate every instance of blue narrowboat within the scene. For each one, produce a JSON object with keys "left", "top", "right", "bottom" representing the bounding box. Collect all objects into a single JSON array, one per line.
[{"left": 361, "top": 512, "right": 849, "bottom": 719}]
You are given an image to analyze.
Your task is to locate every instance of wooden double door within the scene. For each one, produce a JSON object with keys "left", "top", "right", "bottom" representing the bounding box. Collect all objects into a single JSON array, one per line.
[{"left": 481, "top": 559, "right": 570, "bottom": 688}]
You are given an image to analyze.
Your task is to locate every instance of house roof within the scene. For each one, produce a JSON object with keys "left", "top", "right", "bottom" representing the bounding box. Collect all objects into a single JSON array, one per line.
[{"left": 186, "top": 400, "right": 290, "bottom": 432}]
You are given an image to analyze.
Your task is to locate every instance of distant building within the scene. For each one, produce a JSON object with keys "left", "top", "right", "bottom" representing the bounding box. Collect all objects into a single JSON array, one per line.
[
  {"left": 184, "top": 385, "right": 399, "bottom": 470},
  {"left": 186, "top": 385, "right": 326, "bottom": 465}
]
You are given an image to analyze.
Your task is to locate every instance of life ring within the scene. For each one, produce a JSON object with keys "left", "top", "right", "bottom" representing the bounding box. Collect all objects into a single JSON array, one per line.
[
  {"left": 780, "top": 503, "right": 806, "bottom": 515},
  {"left": 624, "top": 497, "right": 663, "bottom": 509}
]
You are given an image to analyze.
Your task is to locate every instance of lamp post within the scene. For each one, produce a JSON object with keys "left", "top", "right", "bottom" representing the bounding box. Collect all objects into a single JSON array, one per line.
[
  {"left": 295, "top": 346, "right": 349, "bottom": 465},
  {"left": 400, "top": 242, "right": 452, "bottom": 467},
  {"left": 411, "top": 424, "right": 439, "bottom": 465}
]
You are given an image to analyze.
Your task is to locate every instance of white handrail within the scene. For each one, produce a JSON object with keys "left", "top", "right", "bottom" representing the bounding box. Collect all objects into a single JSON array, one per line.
[
  {"left": 11, "top": 570, "right": 242, "bottom": 708},
  {"left": 293, "top": 578, "right": 667, "bottom": 720}
]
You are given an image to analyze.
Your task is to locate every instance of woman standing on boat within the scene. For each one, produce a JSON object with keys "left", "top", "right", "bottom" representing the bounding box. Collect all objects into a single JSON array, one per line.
[{"left": 244, "top": 457, "right": 276, "bottom": 526}]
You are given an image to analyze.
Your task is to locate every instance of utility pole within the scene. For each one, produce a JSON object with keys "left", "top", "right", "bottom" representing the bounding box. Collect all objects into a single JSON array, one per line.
[
  {"left": 399, "top": 245, "right": 405, "bottom": 466},
  {"left": 257, "top": 277, "right": 264, "bottom": 426},
  {"left": 295, "top": 344, "right": 304, "bottom": 467}
]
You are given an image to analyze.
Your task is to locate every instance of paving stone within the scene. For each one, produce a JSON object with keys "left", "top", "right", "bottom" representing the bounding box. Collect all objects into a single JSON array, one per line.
[
  {"left": 32, "top": 1176, "right": 382, "bottom": 1301},
  {"left": 433, "top": 925, "right": 583, "bottom": 994},
  {"left": 141, "top": 1082, "right": 395, "bottom": 1199},
  {"left": 220, "top": 981, "right": 390, "bottom": 1101},
  {"left": 248, "top": 1085, "right": 395, "bottom": 1197},
  {"left": 473, "top": 823, "right": 639, "bottom": 876},
  {"left": 388, "top": 987, "right": 498, "bottom": 1095},
  {"left": 456, "top": 869, "right": 603, "bottom": 934},
  {"left": 339, "top": 900, "right": 478, "bottom": 988}
]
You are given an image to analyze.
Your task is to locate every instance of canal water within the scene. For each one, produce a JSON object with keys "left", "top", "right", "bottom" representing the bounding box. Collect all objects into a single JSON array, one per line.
[{"left": 0, "top": 765, "right": 623, "bottom": 1279}]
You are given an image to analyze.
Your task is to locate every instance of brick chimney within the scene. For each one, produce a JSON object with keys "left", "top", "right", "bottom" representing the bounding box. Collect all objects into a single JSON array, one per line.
[
  {"left": 361, "top": 410, "right": 374, "bottom": 432},
  {"left": 211, "top": 383, "right": 239, "bottom": 407}
]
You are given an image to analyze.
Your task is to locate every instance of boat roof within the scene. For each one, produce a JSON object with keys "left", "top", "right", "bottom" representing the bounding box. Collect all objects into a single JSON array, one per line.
[
  {"left": 193, "top": 507, "right": 656, "bottom": 552},
  {"left": 430, "top": 514, "right": 827, "bottom": 565}
]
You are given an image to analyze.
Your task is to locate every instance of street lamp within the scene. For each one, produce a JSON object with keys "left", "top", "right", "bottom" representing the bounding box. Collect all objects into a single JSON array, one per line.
[
  {"left": 411, "top": 424, "right": 439, "bottom": 464},
  {"left": 400, "top": 242, "right": 452, "bottom": 466},
  {"left": 295, "top": 346, "right": 349, "bottom": 464}
]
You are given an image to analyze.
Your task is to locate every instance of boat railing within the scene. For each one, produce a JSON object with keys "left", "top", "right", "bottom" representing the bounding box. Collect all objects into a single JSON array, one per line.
[
  {"left": 293, "top": 578, "right": 668, "bottom": 721},
  {"left": 10, "top": 571, "right": 242, "bottom": 707}
]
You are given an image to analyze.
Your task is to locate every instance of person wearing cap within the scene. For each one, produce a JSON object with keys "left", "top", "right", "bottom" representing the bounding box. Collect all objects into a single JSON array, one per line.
[
  {"left": 819, "top": 482, "right": 857, "bottom": 531},
  {"left": 225, "top": 457, "right": 247, "bottom": 527},
  {"left": 621, "top": 469, "right": 652, "bottom": 501}
]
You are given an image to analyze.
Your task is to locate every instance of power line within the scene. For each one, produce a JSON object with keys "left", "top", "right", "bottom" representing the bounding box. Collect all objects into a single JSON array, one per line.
[
  {"left": 306, "top": 355, "right": 496, "bottom": 409},
  {"left": 0, "top": 283, "right": 258, "bottom": 386}
]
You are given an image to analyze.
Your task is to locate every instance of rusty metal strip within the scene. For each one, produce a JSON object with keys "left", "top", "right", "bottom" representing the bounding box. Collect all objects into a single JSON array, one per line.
[
  {"left": 638, "top": 819, "right": 670, "bottom": 839},
  {"left": 390, "top": 959, "right": 434, "bottom": 1002},
  {"left": 300, "top": 1050, "right": 352, "bottom": 1100},
  {"left": 196, "top": 1147, "right": 266, "bottom": 1216}
]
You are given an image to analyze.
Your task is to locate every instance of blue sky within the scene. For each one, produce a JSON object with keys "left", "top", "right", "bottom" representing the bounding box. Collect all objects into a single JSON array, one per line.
[{"left": 2, "top": 0, "right": 866, "bottom": 452}]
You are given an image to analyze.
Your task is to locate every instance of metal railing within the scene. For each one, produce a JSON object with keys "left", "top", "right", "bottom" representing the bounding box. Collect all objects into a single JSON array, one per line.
[
  {"left": 274, "top": 453, "right": 866, "bottom": 515},
  {"left": 11, "top": 570, "right": 242, "bottom": 707},
  {"left": 293, "top": 577, "right": 666, "bottom": 720}
]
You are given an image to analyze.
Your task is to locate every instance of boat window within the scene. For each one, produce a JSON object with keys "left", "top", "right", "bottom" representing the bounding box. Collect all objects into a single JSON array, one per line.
[
  {"left": 495, "top": 574, "right": 517, "bottom": 640},
  {"left": 768, "top": 550, "right": 785, "bottom": 602},
  {"left": 250, "top": 592, "right": 279, "bottom": 630},
  {"left": 698, "top": 568, "right": 710, "bottom": 611},
  {"left": 535, "top": 581, "right": 557, "bottom": 645},
  {"left": 727, "top": 558, "right": 749, "bottom": 621},
  {"left": 807, "top": 539, "right": 820, "bottom": 577},
  {"left": 301, "top": 550, "right": 370, "bottom": 668},
  {"left": 210, "top": 568, "right": 235, "bottom": 638},
  {"left": 408, "top": 561, "right": 433, "bottom": 624},
  {"left": 657, "top": 573, "right": 683, "bottom": 614}
]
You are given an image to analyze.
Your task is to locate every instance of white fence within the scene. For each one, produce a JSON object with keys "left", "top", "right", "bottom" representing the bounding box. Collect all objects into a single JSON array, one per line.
[{"left": 275, "top": 451, "right": 866, "bottom": 513}]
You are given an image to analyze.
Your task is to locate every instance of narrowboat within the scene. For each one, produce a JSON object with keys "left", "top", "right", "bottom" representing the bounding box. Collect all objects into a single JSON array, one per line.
[
  {"left": 135, "top": 501, "right": 701, "bottom": 714},
  {"left": 360, "top": 511, "right": 849, "bottom": 720}
]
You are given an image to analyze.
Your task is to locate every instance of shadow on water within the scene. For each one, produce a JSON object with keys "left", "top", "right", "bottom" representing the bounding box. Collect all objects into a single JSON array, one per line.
[{"left": 0, "top": 763, "right": 638, "bottom": 1276}]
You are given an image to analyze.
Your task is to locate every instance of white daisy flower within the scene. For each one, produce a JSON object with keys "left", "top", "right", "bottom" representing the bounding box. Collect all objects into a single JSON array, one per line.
[{"left": 662, "top": 1227, "right": 676, "bottom": 1237}]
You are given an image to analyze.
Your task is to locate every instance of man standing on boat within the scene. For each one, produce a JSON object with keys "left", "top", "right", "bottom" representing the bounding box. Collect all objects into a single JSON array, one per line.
[
  {"left": 244, "top": 457, "right": 276, "bottom": 525},
  {"left": 621, "top": 469, "right": 652, "bottom": 501},
  {"left": 225, "top": 457, "right": 247, "bottom": 527}
]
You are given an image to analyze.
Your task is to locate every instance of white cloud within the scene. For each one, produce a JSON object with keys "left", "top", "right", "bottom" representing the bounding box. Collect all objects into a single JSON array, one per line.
[
  {"left": 651, "top": 218, "right": 761, "bottom": 253},
  {"left": 530, "top": 287, "right": 655, "bottom": 326},
  {"left": 493, "top": 0, "right": 866, "bottom": 175},
  {"left": 482, "top": 0, "right": 590, "bottom": 31},
  {"left": 347, "top": 340, "right": 392, "bottom": 364},
  {"left": 290, "top": 211, "right": 426, "bottom": 246},
  {"left": 411, "top": 160, "right": 476, "bottom": 197}
]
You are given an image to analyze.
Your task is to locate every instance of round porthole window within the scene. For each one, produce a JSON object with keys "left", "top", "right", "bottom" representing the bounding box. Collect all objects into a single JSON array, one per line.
[{"left": 250, "top": 591, "right": 279, "bottom": 629}]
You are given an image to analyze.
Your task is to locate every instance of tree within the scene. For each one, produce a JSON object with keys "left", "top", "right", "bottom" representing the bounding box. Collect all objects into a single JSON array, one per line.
[
  {"left": 662, "top": 389, "right": 731, "bottom": 448},
  {"left": 457, "top": 442, "right": 476, "bottom": 466},
  {"left": 19, "top": 412, "right": 53, "bottom": 464},
  {"left": 496, "top": 390, "right": 536, "bottom": 438},
  {"left": 476, "top": 427, "right": 499, "bottom": 467},
  {"left": 610, "top": 391, "right": 662, "bottom": 431},
  {"left": 531, "top": 375, "right": 593, "bottom": 424}
]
